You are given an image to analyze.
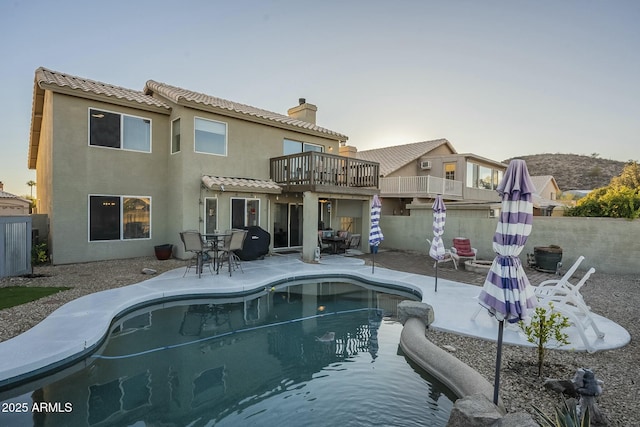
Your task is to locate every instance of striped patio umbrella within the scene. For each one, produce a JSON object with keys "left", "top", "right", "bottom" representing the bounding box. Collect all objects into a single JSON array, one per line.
[
  {"left": 428, "top": 195, "right": 447, "bottom": 292},
  {"left": 369, "top": 194, "right": 384, "bottom": 273},
  {"left": 477, "top": 159, "right": 538, "bottom": 405}
]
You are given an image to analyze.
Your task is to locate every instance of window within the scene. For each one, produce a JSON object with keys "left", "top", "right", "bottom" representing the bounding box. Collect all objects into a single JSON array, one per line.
[
  {"left": 231, "top": 198, "right": 259, "bottom": 229},
  {"left": 283, "top": 138, "right": 323, "bottom": 155},
  {"left": 466, "top": 162, "right": 503, "bottom": 190},
  {"left": 89, "top": 109, "right": 151, "bottom": 152},
  {"left": 195, "top": 117, "right": 227, "bottom": 155},
  {"left": 444, "top": 162, "right": 456, "bottom": 180},
  {"left": 171, "top": 118, "right": 181, "bottom": 153},
  {"left": 89, "top": 195, "right": 151, "bottom": 241},
  {"left": 204, "top": 198, "right": 218, "bottom": 234}
]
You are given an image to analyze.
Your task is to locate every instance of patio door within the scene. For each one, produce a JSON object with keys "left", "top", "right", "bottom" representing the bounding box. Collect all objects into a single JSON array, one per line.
[{"left": 273, "top": 203, "right": 303, "bottom": 249}]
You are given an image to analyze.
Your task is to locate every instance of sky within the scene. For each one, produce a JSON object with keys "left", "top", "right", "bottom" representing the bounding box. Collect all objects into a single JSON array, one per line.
[{"left": 1, "top": 0, "right": 639, "bottom": 196}]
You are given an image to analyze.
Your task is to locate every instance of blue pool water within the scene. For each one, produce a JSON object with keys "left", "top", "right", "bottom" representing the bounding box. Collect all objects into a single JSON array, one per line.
[{"left": 0, "top": 279, "right": 454, "bottom": 426}]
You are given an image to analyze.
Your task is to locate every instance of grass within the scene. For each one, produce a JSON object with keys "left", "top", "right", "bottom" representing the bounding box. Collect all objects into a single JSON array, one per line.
[{"left": 0, "top": 286, "right": 71, "bottom": 310}]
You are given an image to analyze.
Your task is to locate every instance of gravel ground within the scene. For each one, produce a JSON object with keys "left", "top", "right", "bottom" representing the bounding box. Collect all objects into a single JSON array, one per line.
[{"left": 0, "top": 253, "right": 638, "bottom": 425}]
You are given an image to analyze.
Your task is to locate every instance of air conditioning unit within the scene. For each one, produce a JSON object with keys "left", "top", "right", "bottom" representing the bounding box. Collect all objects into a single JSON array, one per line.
[{"left": 420, "top": 160, "right": 432, "bottom": 170}]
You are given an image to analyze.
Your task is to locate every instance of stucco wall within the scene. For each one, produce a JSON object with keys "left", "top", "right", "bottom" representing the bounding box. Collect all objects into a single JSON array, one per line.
[
  {"left": 46, "top": 93, "right": 172, "bottom": 264},
  {"left": 380, "top": 206, "right": 640, "bottom": 275}
]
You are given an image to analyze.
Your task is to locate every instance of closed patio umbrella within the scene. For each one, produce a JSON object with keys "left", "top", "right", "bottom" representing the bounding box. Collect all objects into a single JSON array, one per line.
[
  {"left": 477, "top": 159, "right": 538, "bottom": 405},
  {"left": 369, "top": 195, "right": 384, "bottom": 274},
  {"left": 429, "top": 195, "right": 447, "bottom": 292}
]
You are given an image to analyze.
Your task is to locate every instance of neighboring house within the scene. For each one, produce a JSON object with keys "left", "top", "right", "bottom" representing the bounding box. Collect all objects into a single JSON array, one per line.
[
  {"left": 0, "top": 182, "right": 31, "bottom": 215},
  {"left": 353, "top": 139, "right": 507, "bottom": 215},
  {"left": 530, "top": 175, "right": 566, "bottom": 216},
  {"left": 28, "top": 67, "right": 378, "bottom": 264}
]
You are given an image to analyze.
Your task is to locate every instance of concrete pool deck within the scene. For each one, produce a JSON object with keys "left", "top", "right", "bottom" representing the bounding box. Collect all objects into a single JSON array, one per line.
[{"left": 0, "top": 253, "right": 630, "bottom": 390}]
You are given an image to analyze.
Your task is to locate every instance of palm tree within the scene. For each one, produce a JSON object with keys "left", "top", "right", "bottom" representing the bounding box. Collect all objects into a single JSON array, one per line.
[{"left": 27, "top": 180, "right": 36, "bottom": 198}]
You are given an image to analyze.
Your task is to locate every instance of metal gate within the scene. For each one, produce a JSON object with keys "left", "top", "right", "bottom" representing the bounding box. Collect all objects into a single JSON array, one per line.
[{"left": 0, "top": 216, "right": 32, "bottom": 277}]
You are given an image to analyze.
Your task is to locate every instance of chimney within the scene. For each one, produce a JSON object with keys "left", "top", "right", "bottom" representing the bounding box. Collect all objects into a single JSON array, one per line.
[
  {"left": 339, "top": 145, "right": 357, "bottom": 158},
  {"left": 287, "top": 98, "right": 317, "bottom": 124}
]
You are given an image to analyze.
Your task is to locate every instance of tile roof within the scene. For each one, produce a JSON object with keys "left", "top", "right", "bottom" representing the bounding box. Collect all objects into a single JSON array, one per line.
[
  {"left": 0, "top": 190, "right": 21, "bottom": 199},
  {"left": 355, "top": 139, "right": 454, "bottom": 176},
  {"left": 201, "top": 176, "right": 282, "bottom": 194},
  {"left": 144, "top": 80, "right": 348, "bottom": 140},
  {"left": 34, "top": 67, "right": 171, "bottom": 110}
]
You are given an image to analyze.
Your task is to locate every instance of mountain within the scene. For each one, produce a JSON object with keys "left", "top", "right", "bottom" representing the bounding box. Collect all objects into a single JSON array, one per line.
[{"left": 503, "top": 154, "right": 627, "bottom": 191}]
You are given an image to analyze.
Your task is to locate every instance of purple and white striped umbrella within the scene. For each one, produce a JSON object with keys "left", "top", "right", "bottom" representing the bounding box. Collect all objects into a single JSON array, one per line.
[
  {"left": 429, "top": 195, "right": 447, "bottom": 291},
  {"left": 478, "top": 159, "right": 537, "bottom": 321},
  {"left": 369, "top": 194, "right": 384, "bottom": 247},
  {"left": 369, "top": 195, "right": 383, "bottom": 273},
  {"left": 477, "top": 159, "right": 537, "bottom": 405}
]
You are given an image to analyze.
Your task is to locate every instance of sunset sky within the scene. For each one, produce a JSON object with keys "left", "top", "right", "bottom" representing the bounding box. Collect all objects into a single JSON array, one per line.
[{"left": 1, "top": 0, "right": 638, "bottom": 195}]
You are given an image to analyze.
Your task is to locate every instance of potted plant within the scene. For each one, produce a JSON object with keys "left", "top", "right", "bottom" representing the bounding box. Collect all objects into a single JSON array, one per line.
[{"left": 154, "top": 244, "right": 173, "bottom": 260}]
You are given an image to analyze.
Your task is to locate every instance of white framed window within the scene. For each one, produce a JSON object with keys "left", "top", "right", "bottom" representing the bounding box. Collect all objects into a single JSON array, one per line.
[
  {"left": 466, "top": 162, "right": 503, "bottom": 190},
  {"left": 195, "top": 117, "right": 227, "bottom": 155},
  {"left": 171, "top": 118, "right": 181, "bottom": 154},
  {"left": 89, "top": 195, "right": 151, "bottom": 241},
  {"left": 204, "top": 197, "right": 218, "bottom": 234},
  {"left": 444, "top": 162, "right": 456, "bottom": 180},
  {"left": 231, "top": 198, "right": 259, "bottom": 229},
  {"left": 89, "top": 108, "right": 151, "bottom": 152},
  {"left": 283, "top": 138, "right": 323, "bottom": 155}
]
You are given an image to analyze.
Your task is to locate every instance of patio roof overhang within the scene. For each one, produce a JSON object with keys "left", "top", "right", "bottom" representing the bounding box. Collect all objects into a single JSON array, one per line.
[{"left": 201, "top": 175, "right": 283, "bottom": 194}]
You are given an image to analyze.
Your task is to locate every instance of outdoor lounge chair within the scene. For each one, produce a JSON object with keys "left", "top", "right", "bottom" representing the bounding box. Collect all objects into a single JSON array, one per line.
[
  {"left": 179, "top": 230, "right": 215, "bottom": 278},
  {"left": 533, "top": 256, "right": 589, "bottom": 307},
  {"left": 426, "top": 238, "right": 458, "bottom": 270},
  {"left": 532, "top": 261, "right": 604, "bottom": 352},
  {"left": 450, "top": 238, "right": 477, "bottom": 264}
]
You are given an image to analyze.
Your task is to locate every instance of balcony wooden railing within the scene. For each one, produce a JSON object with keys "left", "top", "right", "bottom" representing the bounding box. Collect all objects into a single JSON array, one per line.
[
  {"left": 270, "top": 152, "right": 379, "bottom": 190},
  {"left": 379, "top": 176, "right": 463, "bottom": 198}
]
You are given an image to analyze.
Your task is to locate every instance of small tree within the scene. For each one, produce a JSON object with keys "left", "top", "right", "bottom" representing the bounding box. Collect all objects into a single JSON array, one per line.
[{"left": 519, "top": 303, "right": 570, "bottom": 376}]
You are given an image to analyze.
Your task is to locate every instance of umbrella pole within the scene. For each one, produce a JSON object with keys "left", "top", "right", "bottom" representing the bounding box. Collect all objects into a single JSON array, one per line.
[
  {"left": 435, "top": 263, "right": 438, "bottom": 292},
  {"left": 493, "top": 320, "right": 504, "bottom": 405},
  {"left": 372, "top": 249, "right": 375, "bottom": 274}
]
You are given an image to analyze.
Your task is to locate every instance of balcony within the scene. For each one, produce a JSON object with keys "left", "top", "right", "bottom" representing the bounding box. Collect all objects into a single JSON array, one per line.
[
  {"left": 379, "top": 176, "right": 463, "bottom": 198},
  {"left": 270, "top": 152, "right": 379, "bottom": 195}
]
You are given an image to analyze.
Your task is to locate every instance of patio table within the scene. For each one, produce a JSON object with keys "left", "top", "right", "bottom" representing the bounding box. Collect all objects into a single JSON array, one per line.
[
  {"left": 203, "top": 232, "right": 232, "bottom": 273},
  {"left": 322, "top": 236, "right": 347, "bottom": 254}
]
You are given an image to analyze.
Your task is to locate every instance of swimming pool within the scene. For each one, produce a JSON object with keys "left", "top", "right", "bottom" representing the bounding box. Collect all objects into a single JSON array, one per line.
[{"left": 0, "top": 279, "right": 454, "bottom": 426}]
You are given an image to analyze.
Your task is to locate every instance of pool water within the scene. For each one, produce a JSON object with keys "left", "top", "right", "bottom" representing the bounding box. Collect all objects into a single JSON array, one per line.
[{"left": 0, "top": 280, "right": 455, "bottom": 426}]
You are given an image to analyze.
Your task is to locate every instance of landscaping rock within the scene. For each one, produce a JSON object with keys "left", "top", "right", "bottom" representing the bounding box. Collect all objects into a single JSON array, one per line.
[
  {"left": 141, "top": 268, "right": 157, "bottom": 275},
  {"left": 446, "top": 394, "right": 504, "bottom": 427}
]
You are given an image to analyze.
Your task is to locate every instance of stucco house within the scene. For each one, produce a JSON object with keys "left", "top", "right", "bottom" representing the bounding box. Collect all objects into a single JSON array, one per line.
[
  {"left": 353, "top": 139, "right": 507, "bottom": 215},
  {"left": 0, "top": 182, "right": 31, "bottom": 216},
  {"left": 530, "top": 175, "right": 566, "bottom": 216},
  {"left": 28, "top": 67, "right": 378, "bottom": 264}
]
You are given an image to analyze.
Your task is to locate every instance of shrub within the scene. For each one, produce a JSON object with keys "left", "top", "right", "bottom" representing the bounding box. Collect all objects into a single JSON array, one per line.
[
  {"left": 31, "top": 242, "right": 49, "bottom": 265},
  {"left": 519, "top": 303, "right": 570, "bottom": 376}
]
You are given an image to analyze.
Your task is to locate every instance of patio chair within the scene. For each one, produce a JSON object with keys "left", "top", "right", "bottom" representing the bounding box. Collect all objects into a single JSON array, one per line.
[
  {"left": 217, "top": 229, "right": 248, "bottom": 276},
  {"left": 450, "top": 237, "right": 477, "bottom": 265},
  {"left": 346, "top": 233, "right": 361, "bottom": 253},
  {"left": 179, "top": 230, "right": 214, "bottom": 278},
  {"left": 318, "top": 231, "right": 331, "bottom": 254},
  {"left": 426, "top": 238, "right": 458, "bottom": 270}
]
